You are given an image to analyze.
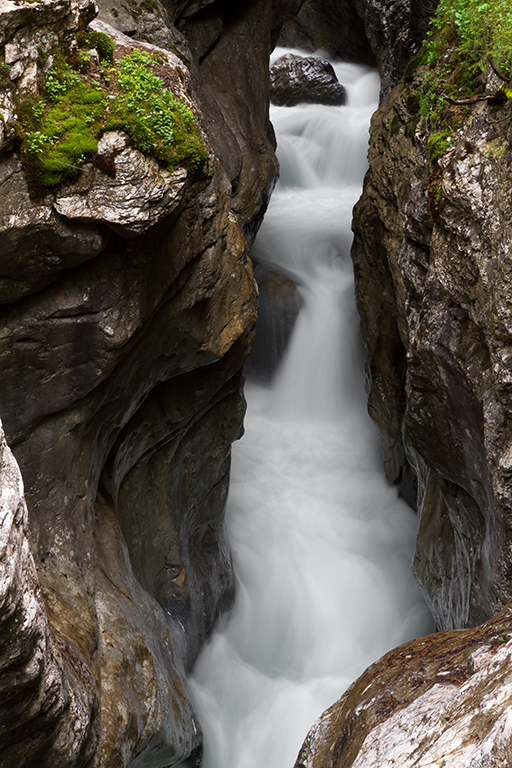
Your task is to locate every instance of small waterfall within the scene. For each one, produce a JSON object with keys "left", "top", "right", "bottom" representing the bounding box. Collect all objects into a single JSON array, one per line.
[{"left": 190, "top": 52, "right": 434, "bottom": 768}]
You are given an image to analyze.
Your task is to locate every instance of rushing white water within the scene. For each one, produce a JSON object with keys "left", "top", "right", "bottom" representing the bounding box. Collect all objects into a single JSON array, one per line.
[{"left": 190, "top": 52, "right": 434, "bottom": 768}]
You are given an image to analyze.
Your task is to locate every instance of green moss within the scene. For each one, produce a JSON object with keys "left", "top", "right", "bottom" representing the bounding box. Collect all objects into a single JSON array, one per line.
[
  {"left": 17, "top": 41, "right": 206, "bottom": 191},
  {"left": 0, "top": 57, "right": 11, "bottom": 88},
  {"left": 483, "top": 139, "right": 506, "bottom": 158},
  {"left": 76, "top": 30, "right": 115, "bottom": 63},
  {"left": 390, "top": 114, "right": 400, "bottom": 135},
  {"left": 428, "top": 130, "right": 453, "bottom": 163},
  {"left": 104, "top": 48, "right": 207, "bottom": 172}
]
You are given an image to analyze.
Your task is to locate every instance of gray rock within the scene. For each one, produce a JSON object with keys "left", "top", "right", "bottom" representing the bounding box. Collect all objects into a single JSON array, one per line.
[
  {"left": 270, "top": 53, "right": 346, "bottom": 107},
  {"left": 277, "top": 0, "right": 375, "bottom": 67},
  {"left": 352, "top": 50, "right": 512, "bottom": 631}
]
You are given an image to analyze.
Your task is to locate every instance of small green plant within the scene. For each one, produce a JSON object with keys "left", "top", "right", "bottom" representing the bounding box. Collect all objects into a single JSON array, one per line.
[
  {"left": 105, "top": 48, "right": 207, "bottom": 172},
  {"left": 414, "top": 0, "right": 512, "bottom": 166},
  {"left": 16, "top": 39, "right": 206, "bottom": 191}
]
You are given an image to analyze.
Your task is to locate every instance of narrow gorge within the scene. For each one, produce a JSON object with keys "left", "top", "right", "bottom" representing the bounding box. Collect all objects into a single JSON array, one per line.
[{"left": 1, "top": 1, "right": 512, "bottom": 767}]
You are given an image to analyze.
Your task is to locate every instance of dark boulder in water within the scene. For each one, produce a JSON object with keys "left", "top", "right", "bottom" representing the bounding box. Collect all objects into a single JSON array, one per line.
[{"left": 270, "top": 54, "right": 346, "bottom": 107}]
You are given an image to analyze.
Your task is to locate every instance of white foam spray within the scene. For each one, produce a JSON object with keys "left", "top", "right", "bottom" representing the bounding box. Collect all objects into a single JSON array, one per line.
[{"left": 190, "top": 51, "right": 434, "bottom": 768}]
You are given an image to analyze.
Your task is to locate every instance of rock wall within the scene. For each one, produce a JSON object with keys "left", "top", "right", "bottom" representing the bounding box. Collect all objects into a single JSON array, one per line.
[
  {"left": 277, "top": 0, "right": 439, "bottom": 99},
  {"left": 352, "top": 60, "right": 512, "bottom": 633},
  {"left": 0, "top": 0, "right": 301, "bottom": 765},
  {"left": 295, "top": 605, "right": 512, "bottom": 768}
]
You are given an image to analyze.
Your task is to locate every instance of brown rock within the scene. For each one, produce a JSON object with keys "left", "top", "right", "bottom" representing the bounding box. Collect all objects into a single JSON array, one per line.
[{"left": 295, "top": 605, "right": 512, "bottom": 768}]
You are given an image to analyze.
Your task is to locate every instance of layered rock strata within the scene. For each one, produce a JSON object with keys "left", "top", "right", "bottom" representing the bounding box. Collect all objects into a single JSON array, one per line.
[{"left": 0, "top": 0, "right": 301, "bottom": 764}]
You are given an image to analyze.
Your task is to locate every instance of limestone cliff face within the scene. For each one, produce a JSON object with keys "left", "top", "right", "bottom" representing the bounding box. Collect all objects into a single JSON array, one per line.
[{"left": 0, "top": 0, "right": 300, "bottom": 765}]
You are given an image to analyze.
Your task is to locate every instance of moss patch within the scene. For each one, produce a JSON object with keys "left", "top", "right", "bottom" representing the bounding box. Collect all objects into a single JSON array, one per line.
[
  {"left": 76, "top": 30, "right": 115, "bottom": 63},
  {"left": 427, "top": 130, "right": 452, "bottom": 163},
  {"left": 16, "top": 36, "right": 207, "bottom": 192}
]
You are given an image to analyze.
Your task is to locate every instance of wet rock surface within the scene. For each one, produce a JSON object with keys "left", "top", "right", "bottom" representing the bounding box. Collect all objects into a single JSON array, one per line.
[
  {"left": 245, "top": 265, "right": 302, "bottom": 382},
  {"left": 277, "top": 0, "right": 375, "bottom": 66},
  {"left": 0, "top": 0, "right": 304, "bottom": 764},
  {"left": 352, "top": 52, "right": 512, "bottom": 633},
  {"left": 270, "top": 53, "right": 346, "bottom": 107},
  {"left": 278, "top": 0, "right": 439, "bottom": 100},
  {"left": 295, "top": 604, "right": 512, "bottom": 768}
]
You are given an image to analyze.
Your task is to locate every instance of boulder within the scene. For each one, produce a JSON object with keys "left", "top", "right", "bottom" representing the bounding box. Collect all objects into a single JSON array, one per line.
[
  {"left": 295, "top": 604, "right": 512, "bottom": 768},
  {"left": 270, "top": 53, "right": 346, "bottom": 107}
]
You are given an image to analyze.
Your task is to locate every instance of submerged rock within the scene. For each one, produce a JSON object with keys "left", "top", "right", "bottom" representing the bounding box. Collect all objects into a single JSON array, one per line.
[
  {"left": 295, "top": 604, "right": 512, "bottom": 768},
  {"left": 270, "top": 53, "right": 346, "bottom": 107},
  {"left": 245, "top": 265, "right": 302, "bottom": 382}
]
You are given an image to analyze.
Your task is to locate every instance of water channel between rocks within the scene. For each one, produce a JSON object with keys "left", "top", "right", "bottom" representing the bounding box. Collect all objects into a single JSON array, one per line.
[{"left": 189, "top": 50, "right": 435, "bottom": 768}]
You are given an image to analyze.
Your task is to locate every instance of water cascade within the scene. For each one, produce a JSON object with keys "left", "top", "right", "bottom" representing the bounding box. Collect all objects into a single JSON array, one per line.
[{"left": 190, "top": 52, "right": 434, "bottom": 768}]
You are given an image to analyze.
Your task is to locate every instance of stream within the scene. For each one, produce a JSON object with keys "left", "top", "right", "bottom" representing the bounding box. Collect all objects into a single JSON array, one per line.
[{"left": 189, "top": 51, "right": 434, "bottom": 768}]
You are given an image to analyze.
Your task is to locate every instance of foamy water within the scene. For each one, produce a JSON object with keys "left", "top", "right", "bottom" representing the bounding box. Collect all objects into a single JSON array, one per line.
[{"left": 189, "top": 52, "right": 434, "bottom": 768}]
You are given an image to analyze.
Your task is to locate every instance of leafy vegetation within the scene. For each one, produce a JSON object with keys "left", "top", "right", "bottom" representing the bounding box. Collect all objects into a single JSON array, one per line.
[
  {"left": 16, "top": 36, "right": 206, "bottom": 191},
  {"left": 104, "top": 49, "right": 206, "bottom": 172},
  {"left": 419, "top": 0, "right": 512, "bottom": 131}
]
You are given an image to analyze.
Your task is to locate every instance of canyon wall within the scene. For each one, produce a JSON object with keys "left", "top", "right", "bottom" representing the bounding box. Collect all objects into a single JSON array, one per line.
[
  {"left": 0, "top": 0, "right": 302, "bottom": 765},
  {"left": 4, "top": 0, "right": 512, "bottom": 765}
]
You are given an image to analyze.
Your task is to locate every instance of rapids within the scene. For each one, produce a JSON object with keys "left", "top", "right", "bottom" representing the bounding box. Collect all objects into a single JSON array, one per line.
[{"left": 189, "top": 51, "right": 434, "bottom": 768}]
